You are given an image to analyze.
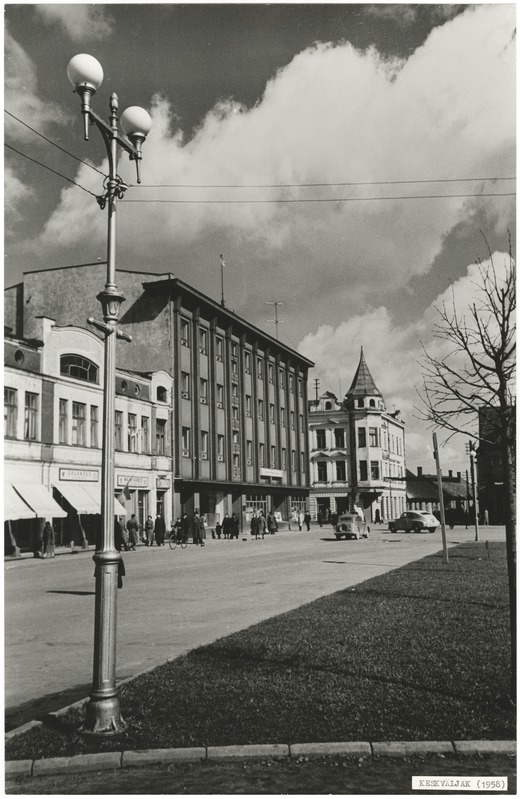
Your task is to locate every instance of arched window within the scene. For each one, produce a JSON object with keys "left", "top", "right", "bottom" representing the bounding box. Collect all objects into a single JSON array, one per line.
[
  {"left": 60, "top": 354, "right": 99, "bottom": 383},
  {"left": 369, "top": 399, "right": 376, "bottom": 408},
  {"left": 325, "top": 401, "right": 332, "bottom": 410},
  {"left": 157, "top": 385, "right": 168, "bottom": 402},
  {"left": 357, "top": 398, "right": 364, "bottom": 408}
]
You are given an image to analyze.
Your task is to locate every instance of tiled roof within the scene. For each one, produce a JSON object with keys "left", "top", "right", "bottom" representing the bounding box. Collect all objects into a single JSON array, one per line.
[{"left": 346, "top": 347, "right": 382, "bottom": 397}]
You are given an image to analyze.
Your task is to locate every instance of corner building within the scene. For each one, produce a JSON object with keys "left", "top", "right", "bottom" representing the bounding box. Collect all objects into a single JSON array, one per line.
[
  {"left": 308, "top": 349, "right": 406, "bottom": 523},
  {"left": 5, "top": 263, "right": 313, "bottom": 529}
]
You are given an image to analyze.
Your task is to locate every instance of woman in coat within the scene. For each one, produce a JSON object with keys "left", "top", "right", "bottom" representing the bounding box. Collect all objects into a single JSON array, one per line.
[{"left": 43, "top": 521, "right": 55, "bottom": 558}]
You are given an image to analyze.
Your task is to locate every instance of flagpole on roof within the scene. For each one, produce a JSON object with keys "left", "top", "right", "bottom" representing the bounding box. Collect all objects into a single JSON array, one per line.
[{"left": 220, "top": 254, "right": 225, "bottom": 307}]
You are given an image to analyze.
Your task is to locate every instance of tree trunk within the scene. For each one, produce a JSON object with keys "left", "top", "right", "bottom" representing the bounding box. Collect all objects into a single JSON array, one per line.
[{"left": 500, "top": 407, "right": 516, "bottom": 702}]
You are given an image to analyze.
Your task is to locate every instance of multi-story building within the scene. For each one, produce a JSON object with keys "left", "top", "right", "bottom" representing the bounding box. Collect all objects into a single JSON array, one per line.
[
  {"left": 308, "top": 349, "right": 406, "bottom": 523},
  {"left": 4, "top": 317, "right": 174, "bottom": 554},
  {"left": 477, "top": 405, "right": 513, "bottom": 524},
  {"left": 5, "top": 263, "right": 313, "bottom": 531}
]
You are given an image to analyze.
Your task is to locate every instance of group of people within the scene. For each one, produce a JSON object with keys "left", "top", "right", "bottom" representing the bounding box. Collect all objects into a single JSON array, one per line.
[
  {"left": 250, "top": 510, "right": 278, "bottom": 539},
  {"left": 215, "top": 513, "right": 240, "bottom": 539},
  {"left": 115, "top": 513, "right": 167, "bottom": 550},
  {"left": 291, "top": 508, "right": 312, "bottom": 531},
  {"left": 171, "top": 510, "right": 206, "bottom": 546}
]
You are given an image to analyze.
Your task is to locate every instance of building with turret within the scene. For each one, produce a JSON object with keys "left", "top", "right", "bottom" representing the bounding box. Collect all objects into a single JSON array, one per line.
[{"left": 307, "top": 349, "right": 406, "bottom": 523}]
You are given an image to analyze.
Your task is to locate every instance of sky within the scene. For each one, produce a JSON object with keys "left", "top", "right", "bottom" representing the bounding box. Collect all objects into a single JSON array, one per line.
[{"left": 4, "top": 2, "right": 516, "bottom": 473}]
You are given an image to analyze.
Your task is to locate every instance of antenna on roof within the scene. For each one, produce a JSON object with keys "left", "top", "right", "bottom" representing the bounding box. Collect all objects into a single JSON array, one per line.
[
  {"left": 219, "top": 255, "right": 226, "bottom": 307},
  {"left": 265, "top": 300, "right": 284, "bottom": 339},
  {"left": 314, "top": 378, "right": 320, "bottom": 402}
]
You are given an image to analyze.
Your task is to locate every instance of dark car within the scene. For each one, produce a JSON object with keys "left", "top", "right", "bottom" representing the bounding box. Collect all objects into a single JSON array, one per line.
[
  {"left": 388, "top": 511, "right": 439, "bottom": 534},
  {"left": 334, "top": 513, "right": 370, "bottom": 540}
]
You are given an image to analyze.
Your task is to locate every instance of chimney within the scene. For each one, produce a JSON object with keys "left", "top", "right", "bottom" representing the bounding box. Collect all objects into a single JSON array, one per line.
[
  {"left": 457, "top": 471, "right": 461, "bottom": 481},
  {"left": 448, "top": 470, "right": 453, "bottom": 478},
  {"left": 417, "top": 466, "right": 422, "bottom": 477}
]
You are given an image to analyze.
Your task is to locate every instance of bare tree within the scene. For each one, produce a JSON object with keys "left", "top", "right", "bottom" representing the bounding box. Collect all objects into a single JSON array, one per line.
[{"left": 417, "top": 238, "right": 516, "bottom": 699}]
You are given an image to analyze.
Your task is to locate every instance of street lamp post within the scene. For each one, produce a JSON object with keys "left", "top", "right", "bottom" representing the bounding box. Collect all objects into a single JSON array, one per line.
[{"left": 67, "top": 54, "right": 151, "bottom": 736}]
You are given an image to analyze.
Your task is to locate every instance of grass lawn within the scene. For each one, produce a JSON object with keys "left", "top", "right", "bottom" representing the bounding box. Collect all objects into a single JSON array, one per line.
[{"left": 6, "top": 542, "right": 515, "bottom": 760}]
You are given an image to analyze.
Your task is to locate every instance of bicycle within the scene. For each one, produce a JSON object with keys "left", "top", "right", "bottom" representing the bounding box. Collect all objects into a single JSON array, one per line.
[{"left": 168, "top": 530, "right": 188, "bottom": 550}]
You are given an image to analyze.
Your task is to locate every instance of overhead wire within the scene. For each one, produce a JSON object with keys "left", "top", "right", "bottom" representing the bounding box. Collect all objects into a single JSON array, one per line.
[
  {"left": 5, "top": 143, "right": 99, "bottom": 198},
  {"left": 135, "top": 176, "right": 516, "bottom": 189},
  {"left": 5, "top": 109, "right": 107, "bottom": 178},
  {"left": 121, "top": 192, "right": 515, "bottom": 204}
]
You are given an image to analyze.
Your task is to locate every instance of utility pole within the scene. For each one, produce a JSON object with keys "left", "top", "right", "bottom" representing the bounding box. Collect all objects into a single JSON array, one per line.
[
  {"left": 313, "top": 378, "right": 320, "bottom": 402},
  {"left": 265, "top": 300, "right": 283, "bottom": 340},
  {"left": 465, "top": 469, "right": 470, "bottom": 530},
  {"left": 219, "top": 255, "right": 226, "bottom": 307},
  {"left": 433, "top": 432, "right": 449, "bottom": 564},
  {"left": 466, "top": 440, "right": 479, "bottom": 541}
]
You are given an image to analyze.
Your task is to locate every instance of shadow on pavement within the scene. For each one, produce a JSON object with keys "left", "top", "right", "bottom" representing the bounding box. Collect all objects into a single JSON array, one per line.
[{"left": 6, "top": 683, "right": 91, "bottom": 732}]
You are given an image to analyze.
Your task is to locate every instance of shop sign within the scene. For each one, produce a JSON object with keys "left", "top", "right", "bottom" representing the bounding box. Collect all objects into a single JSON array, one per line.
[
  {"left": 116, "top": 475, "right": 149, "bottom": 488},
  {"left": 156, "top": 478, "right": 170, "bottom": 489},
  {"left": 59, "top": 468, "right": 99, "bottom": 482},
  {"left": 260, "top": 467, "right": 283, "bottom": 478}
]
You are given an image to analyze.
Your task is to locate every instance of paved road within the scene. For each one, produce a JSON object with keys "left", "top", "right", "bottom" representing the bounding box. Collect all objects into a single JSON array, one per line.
[{"left": 5, "top": 524, "right": 505, "bottom": 730}]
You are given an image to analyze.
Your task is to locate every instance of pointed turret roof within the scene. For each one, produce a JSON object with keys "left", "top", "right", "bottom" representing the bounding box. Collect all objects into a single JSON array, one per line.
[{"left": 346, "top": 347, "right": 382, "bottom": 397}]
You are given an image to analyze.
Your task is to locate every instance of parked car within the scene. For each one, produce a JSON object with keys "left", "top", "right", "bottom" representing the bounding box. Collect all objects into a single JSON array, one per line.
[
  {"left": 335, "top": 513, "right": 370, "bottom": 540},
  {"left": 388, "top": 511, "right": 439, "bottom": 534}
]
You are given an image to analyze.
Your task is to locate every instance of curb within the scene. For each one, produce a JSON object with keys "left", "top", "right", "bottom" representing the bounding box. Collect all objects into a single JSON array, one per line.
[{"left": 5, "top": 740, "right": 516, "bottom": 778}]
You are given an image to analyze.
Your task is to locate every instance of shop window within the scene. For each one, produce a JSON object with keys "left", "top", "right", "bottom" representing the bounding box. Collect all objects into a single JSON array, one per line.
[{"left": 60, "top": 354, "right": 99, "bottom": 384}]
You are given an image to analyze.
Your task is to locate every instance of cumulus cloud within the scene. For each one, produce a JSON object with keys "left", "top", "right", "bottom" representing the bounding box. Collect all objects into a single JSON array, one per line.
[
  {"left": 4, "top": 167, "right": 34, "bottom": 228},
  {"left": 298, "top": 252, "right": 513, "bottom": 471},
  {"left": 35, "top": 4, "right": 514, "bottom": 338},
  {"left": 34, "top": 4, "right": 114, "bottom": 41}
]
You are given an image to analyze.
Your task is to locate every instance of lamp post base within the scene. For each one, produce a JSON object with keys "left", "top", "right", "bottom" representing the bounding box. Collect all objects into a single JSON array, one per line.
[{"left": 82, "top": 695, "right": 127, "bottom": 737}]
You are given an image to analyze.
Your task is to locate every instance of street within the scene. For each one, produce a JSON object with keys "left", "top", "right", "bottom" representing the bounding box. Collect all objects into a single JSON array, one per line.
[{"left": 5, "top": 524, "right": 505, "bottom": 731}]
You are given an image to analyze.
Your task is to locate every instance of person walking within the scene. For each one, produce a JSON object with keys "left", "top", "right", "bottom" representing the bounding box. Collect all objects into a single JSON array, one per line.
[
  {"left": 297, "top": 510, "right": 303, "bottom": 531},
  {"left": 222, "top": 513, "right": 232, "bottom": 540},
  {"left": 258, "top": 512, "right": 267, "bottom": 539},
  {"left": 317, "top": 509, "right": 323, "bottom": 528},
  {"left": 231, "top": 513, "right": 240, "bottom": 539},
  {"left": 113, "top": 517, "right": 126, "bottom": 588},
  {"left": 144, "top": 515, "right": 154, "bottom": 546},
  {"left": 154, "top": 514, "right": 166, "bottom": 546},
  {"left": 181, "top": 513, "right": 191, "bottom": 545},
  {"left": 43, "top": 521, "right": 55, "bottom": 558},
  {"left": 193, "top": 510, "right": 205, "bottom": 546},
  {"left": 267, "top": 511, "right": 277, "bottom": 535},
  {"left": 250, "top": 513, "right": 260, "bottom": 539},
  {"left": 304, "top": 510, "right": 311, "bottom": 531},
  {"left": 215, "top": 520, "right": 222, "bottom": 539},
  {"left": 126, "top": 514, "right": 140, "bottom": 550}
]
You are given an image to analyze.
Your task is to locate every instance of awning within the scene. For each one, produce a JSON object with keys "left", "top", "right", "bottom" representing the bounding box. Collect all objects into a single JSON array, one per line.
[
  {"left": 4, "top": 484, "right": 37, "bottom": 521},
  {"left": 13, "top": 483, "right": 67, "bottom": 519},
  {"left": 54, "top": 483, "right": 127, "bottom": 516}
]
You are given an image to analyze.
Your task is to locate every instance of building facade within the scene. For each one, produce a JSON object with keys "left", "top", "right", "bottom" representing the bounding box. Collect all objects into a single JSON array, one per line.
[
  {"left": 5, "top": 264, "right": 313, "bottom": 534},
  {"left": 4, "top": 317, "right": 174, "bottom": 553},
  {"left": 308, "top": 349, "right": 406, "bottom": 523}
]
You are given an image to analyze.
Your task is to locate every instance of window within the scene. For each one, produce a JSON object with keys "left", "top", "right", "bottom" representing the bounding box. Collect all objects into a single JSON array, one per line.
[
  {"left": 271, "top": 445, "right": 276, "bottom": 465},
  {"left": 268, "top": 363, "right": 274, "bottom": 383},
  {"left": 358, "top": 427, "right": 366, "bottom": 448},
  {"left": 371, "top": 461, "right": 380, "bottom": 480},
  {"left": 231, "top": 342, "right": 238, "bottom": 357},
  {"left": 357, "top": 398, "right": 364, "bottom": 408},
  {"left": 289, "top": 375, "right": 294, "bottom": 393},
  {"left": 180, "top": 318, "right": 191, "bottom": 347},
  {"left": 258, "top": 399, "right": 264, "bottom": 420},
  {"left": 233, "top": 453, "right": 240, "bottom": 471},
  {"left": 24, "top": 393, "right": 39, "bottom": 440},
  {"left": 298, "top": 378, "right": 302, "bottom": 396},
  {"left": 231, "top": 359, "right": 238, "bottom": 376},
  {"left": 231, "top": 383, "right": 238, "bottom": 401},
  {"left": 290, "top": 411, "right": 295, "bottom": 429},
  {"left": 217, "top": 434, "right": 224, "bottom": 459},
  {"left": 299, "top": 414, "right": 303, "bottom": 429},
  {"left": 58, "top": 398, "right": 68, "bottom": 444},
  {"left": 157, "top": 385, "right": 168, "bottom": 402},
  {"left": 216, "top": 337, "right": 223, "bottom": 360},
  {"left": 232, "top": 406, "right": 239, "bottom": 422},
  {"left": 181, "top": 372, "right": 190, "bottom": 398},
  {"left": 4, "top": 388, "right": 17, "bottom": 438},
  {"left": 369, "top": 427, "right": 379, "bottom": 447},
  {"left": 90, "top": 405, "right": 99, "bottom": 448},
  {"left": 369, "top": 399, "right": 376, "bottom": 408},
  {"left": 279, "top": 368, "right": 285, "bottom": 387},
  {"left": 280, "top": 407, "right": 285, "bottom": 426},
  {"left": 182, "top": 426, "right": 191, "bottom": 456},
  {"left": 316, "top": 429, "right": 326, "bottom": 448},
  {"left": 336, "top": 461, "right": 346, "bottom": 481},
  {"left": 281, "top": 448, "right": 286, "bottom": 469},
  {"left": 317, "top": 461, "right": 327, "bottom": 481},
  {"left": 71, "top": 401, "right": 86, "bottom": 446},
  {"left": 257, "top": 358, "right": 263, "bottom": 378},
  {"left": 216, "top": 384, "right": 224, "bottom": 406},
  {"left": 359, "top": 460, "right": 368, "bottom": 481},
  {"left": 269, "top": 403, "right": 275, "bottom": 423},
  {"left": 245, "top": 394, "right": 252, "bottom": 415},
  {"left": 60, "top": 354, "right": 98, "bottom": 383},
  {"left": 259, "top": 442, "right": 264, "bottom": 465},
  {"left": 156, "top": 419, "right": 167, "bottom": 455},
  {"left": 128, "top": 413, "right": 137, "bottom": 452},
  {"left": 232, "top": 430, "right": 240, "bottom": 448},
  {"left": 244, "top": 351, "right": 251, "bottom": 373},
  {"left": 115, "top": 411, "right": 123, "bottom": 450},
  {"left": 200, "top": 378, "right": 208, "bottom": 403},
  {"left": 199, "top": 328, "right": 207, "bottom": 354},
  {"left": 141, "top": 416, "right": 149, "bottom": 453},
  {"left": 291, "top": 450, "right": 296, "bottom": 471},
  {"left": 247, "top": 440, "right": 252, "bottom": 461},
  {"left": 335, "top": 428, "right": 345, "bottom": 448},
  {"left": 200, "top": 430, "right": 208, "bottom": 457}
]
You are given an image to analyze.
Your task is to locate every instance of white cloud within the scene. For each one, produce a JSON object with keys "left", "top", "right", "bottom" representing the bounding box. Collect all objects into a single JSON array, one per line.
[
  {"left": 299, "top": 252, "right": 513, "bottom": 473},
  {"left": 4, "top": 167, "right": 34, "bottom": 228},
  {"left": 34, "top": 5, "right": 114, "bottom": 41},
  {"left": 35, "top": 4, "right": 514, "bottom": 333}
]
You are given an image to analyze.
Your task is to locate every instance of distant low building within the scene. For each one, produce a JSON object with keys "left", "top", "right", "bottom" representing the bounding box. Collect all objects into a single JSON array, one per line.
[
  {"left": 406, "top": 467, "right": 471, "bottom": 523},
  {"left": 308, "top": 349, "right": 406, "bottom": 524}
]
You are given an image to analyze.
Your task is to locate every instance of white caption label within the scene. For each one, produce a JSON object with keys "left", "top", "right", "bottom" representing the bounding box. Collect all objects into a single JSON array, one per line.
[{"left": 412, "top": 776, "right": 508, "bottom": 791}]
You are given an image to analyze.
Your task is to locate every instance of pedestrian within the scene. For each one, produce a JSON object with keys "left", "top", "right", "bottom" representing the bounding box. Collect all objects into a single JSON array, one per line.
[
  {"left": 291, "top": 507, "right": 298, "bottom": 531},
  {"left": 43, "top": 521, "right": 55, "bottom": 558},
  {"left": 222, "top": 513, "right": 232, "bottom": 540},
  {"left": 483, "top": 508, "right": 489, "bottom": 525},
  {"left": 331, "top": 511, "right": 338, "bottom": 529},
  {"left": 113, "top": 517, "right": 126, "bottom": 588},
  {"left": 297, "top": 510, "right": 303, "bottom": 531},
  {"left": 144, "top": 515, "right": 154, "bottom": 546},
  {"left": 267, "top": 511, "right": 277, "bottom": 535},
  {"left": 250, "top": 513, "right": 260, "bottom": 539},
  {"left": 126, "top": 514, "right": 139, "bottom": 550},
  {"left": 258, "top": 512, "right": 267, "bottom": 539},
  {"left": 304, "top": 510, "right": 311, "bottom": 531},
  {"left": 155, "top": 514, "right": 166, "bottom": 546},
  {"left": 181, "top": 513, "right": 191, "bottom": 544},
  {"left": 193, "top": 509, "right": 205, "bottom": 546},
  {"left": 231, "top": 513, "right": 240, "bottom": 539},
  {"left": 215, "top": 520, "right": 222, "bottom": 539},
  {"left": 317, "top": 509, "right": 323, "bottom": 528},
  {"left": 120, "top": 518, "right": 130, "bottom": 551}
]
